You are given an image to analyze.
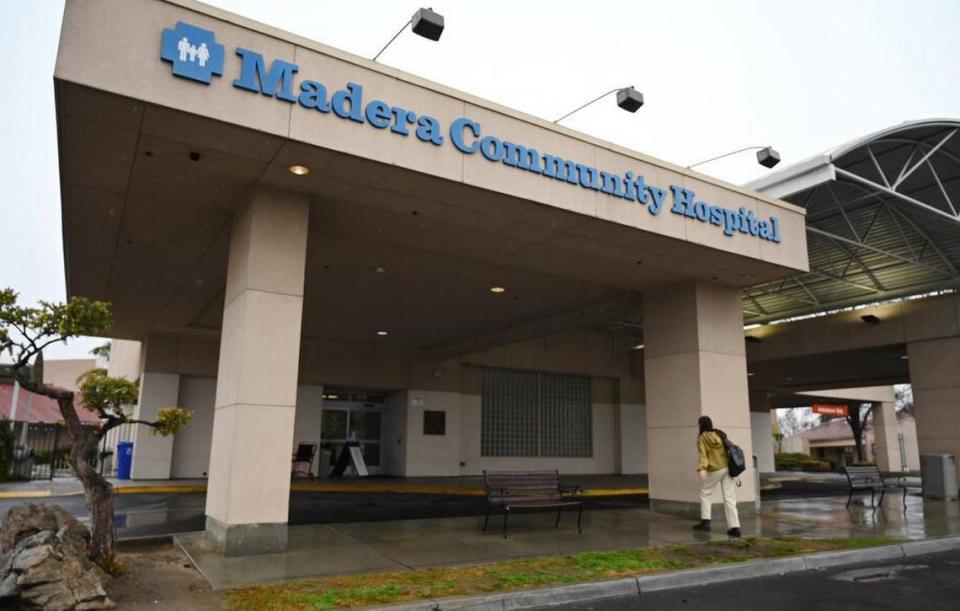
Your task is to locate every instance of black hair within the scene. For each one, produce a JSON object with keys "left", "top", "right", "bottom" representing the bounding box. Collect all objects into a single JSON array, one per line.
[{"left": 698, "top": 416, "right": 713, "bottom": 434}]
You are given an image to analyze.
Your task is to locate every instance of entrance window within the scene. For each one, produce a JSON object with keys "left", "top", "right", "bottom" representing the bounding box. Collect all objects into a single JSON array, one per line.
[
  {"left": 320, "top": 388, "right": 386, "bottom": 472},
  {"left": 481, "top": 367, "right": 592, "bottom": 458}
]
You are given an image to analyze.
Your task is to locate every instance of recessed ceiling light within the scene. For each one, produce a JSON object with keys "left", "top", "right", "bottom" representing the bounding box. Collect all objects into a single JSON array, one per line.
[
  {"left": 490, "top": 286, "right": 506, "bottom": 293},
  {"left": 288, "top": 164, "right": 310, "bottom": 176},
  {"left": 376, "top": 330, "right": 388, "bottom": 336},
  {"left": 374, "top": 266, "right": 387, "bottom": 274}
]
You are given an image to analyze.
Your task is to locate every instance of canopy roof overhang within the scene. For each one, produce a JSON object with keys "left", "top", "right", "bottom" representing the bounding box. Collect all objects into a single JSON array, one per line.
[
  {"left": 743, "top": 119, "right": 960, "bottom": 324},
  {"left": 55, "top": 0, "right": 807, "bottom": 357}
]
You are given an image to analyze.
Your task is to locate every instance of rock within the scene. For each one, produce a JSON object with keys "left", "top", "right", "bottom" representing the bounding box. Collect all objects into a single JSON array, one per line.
[
  {"left": 0, "top": 505, "right": 58, "bottom": 553},
  {"left": 12, "top": 545, "right": 57, "bottom": 572},
  {"left": 0, "top": 505, "right": 114, "bottom": 610},
  {"left": 0, "top": 505, "right": 89, "bottom": 554},
  {"left": 14, "top": 531, "right": 59, "bottom": 554},
  {"left": 0, "top": 571, "right": 20, "bottom": 603}
]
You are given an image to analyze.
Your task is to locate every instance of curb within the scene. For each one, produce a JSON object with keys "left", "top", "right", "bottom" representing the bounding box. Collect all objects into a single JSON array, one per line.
[{"left": 384, "top": 535, "right": 960, "bottom": 610}]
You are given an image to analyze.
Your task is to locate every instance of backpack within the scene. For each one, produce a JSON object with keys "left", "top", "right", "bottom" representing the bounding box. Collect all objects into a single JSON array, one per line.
[{"left": 716, "top": 430, "right": 747, "bottom": 478}]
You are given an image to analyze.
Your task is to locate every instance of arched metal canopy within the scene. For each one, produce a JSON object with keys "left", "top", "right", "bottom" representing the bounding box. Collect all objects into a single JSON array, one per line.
[{"left": 743, "top": 119, "right": 960, "bottom": 323}]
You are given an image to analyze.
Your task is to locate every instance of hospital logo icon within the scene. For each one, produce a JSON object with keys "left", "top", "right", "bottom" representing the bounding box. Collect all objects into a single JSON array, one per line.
[{"left": 161, "top": 22, "right": 224, "bottom": 84}]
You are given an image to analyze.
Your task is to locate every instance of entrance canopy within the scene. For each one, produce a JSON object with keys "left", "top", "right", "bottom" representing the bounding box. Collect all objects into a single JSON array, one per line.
[
  {"left": 55, "top": 0, "right": 806, "bottom": 356},
  {"left": 745, "top": 120, "right": 960, "bottom": 324}
]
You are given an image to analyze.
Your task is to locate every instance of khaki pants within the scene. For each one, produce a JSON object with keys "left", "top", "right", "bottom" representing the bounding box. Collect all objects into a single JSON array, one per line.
[{"left": 700, "top": 467, "right": 740, "bottom": 528}]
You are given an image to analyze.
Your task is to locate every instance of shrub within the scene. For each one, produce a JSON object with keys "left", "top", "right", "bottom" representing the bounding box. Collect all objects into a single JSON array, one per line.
[
  {"left": 800, "top": 459, "right": 831, "bottom": 472},
  {"left": 775, "top": 452, "right": 815, "bottom": 471}
]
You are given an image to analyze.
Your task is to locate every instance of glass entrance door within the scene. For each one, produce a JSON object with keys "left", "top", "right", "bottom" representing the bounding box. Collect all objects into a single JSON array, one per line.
[{"left": 320, "top": 389, "right": 385, "bottom": 475}]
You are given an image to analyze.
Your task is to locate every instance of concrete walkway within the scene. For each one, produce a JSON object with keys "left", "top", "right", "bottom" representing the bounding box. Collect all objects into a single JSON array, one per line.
[{"left": 176, "top": 492, "right": 960, "bottom": 590}]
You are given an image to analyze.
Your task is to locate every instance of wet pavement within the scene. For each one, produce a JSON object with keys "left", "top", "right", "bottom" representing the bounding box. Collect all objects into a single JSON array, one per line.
[
  {"left": 176, "top": 492, "right": 960, "bottom": 590},
  {"left": 567, "top": 548, "right": 960, "bottom": 610},
  {"left": 0, "top": 489, "right": 648, "bottom": 540}
]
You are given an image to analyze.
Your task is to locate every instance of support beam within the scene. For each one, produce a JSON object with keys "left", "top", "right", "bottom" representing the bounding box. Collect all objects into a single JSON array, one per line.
[
  {"left": 644, "top": 281, "right": 756, "bottom": 519},
  {"left": 872, "top": 400, "right": 903, "bottom": 473},
  {"left": 131, "top": 333, "right": 179, "bottom": 480},
  {"left": 907, "top": 336, "right": 960, "bottom": 490},
  {"left": 204, "top": 187, "right": 309, "bottom": 555}
]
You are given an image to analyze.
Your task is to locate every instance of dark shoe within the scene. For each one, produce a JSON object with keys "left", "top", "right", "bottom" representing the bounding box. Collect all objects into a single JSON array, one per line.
[
  {"left": 693, "top": 520, "right": 711, "bottom": 531},
  {"left": 727, "top": 527, "right": 742, "bottom": 538}
]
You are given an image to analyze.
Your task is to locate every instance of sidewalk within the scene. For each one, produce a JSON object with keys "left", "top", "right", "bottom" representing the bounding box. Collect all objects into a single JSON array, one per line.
[{"left": 176, "top": 492, "right": 960, "bottom": 590}]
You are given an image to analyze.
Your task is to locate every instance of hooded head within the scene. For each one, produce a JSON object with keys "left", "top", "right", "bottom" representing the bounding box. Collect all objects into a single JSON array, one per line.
[{"left": 698, "top": 416, "right": 713, "bottom": 434}]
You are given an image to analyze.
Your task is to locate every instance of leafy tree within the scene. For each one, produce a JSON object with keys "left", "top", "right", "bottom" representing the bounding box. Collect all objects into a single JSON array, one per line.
[
  {"left": 90, "top": 342, "right": 111, "bottom": 361},
  {"left": 0, "top": 289, "right": 192, "bottom": 566}
]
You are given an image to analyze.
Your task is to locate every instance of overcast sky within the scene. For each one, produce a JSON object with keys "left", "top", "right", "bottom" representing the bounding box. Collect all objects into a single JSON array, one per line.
[{"left": 2, "top": 0, "right": 959, "bottom": 359}]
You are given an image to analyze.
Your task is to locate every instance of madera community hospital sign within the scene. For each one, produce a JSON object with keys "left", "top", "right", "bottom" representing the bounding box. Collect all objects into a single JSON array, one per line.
[{"left": 162, "top": 21, "right": 783, "bottom": 244}]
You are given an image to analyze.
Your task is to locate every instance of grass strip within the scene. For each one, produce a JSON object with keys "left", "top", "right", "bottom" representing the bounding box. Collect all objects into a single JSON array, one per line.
[{"left": 226, "top": 536, "right": 897, "bottom": 610}]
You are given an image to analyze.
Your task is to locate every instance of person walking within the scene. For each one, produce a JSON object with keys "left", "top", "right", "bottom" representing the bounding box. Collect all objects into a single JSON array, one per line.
[{"left": 693, "top": 416, "right": 741, "bottom": 537}]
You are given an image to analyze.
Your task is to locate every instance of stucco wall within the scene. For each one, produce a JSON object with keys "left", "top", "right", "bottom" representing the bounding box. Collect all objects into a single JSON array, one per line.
[{"left": 619, "top": 403, "right": 647, "bottom": 474}]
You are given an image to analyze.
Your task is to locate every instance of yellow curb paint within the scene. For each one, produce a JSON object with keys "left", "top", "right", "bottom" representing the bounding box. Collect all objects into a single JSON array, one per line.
[
  {"left": 115, "top": 485, "right": 207, "bottom": 495},
  {"left": 0, "top": 490, "right": 52, "bottom": 499},
  {"left": 287, "top": 483, "right": 648, "bottom": 497},
  {"left": 0, "top": 484, "right": 649, "bottom": 499}
]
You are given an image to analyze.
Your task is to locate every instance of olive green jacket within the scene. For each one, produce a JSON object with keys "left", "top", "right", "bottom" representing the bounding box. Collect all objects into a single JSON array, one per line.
[{"left": 697, "top": 431, "right": 728, "bottom": 472}]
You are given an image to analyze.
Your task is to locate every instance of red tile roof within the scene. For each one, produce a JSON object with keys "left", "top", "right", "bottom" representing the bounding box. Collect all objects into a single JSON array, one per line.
[{"left": 0, "top": 383, "right": 101, "bottom": 425}]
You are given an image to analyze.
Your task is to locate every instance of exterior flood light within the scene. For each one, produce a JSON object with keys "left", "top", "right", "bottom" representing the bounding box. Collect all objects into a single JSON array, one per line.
[
  {"left": 861, "top": 314, "right": 881, "bottom": 325},
  {"left": 687, "top": 145, "right": 782, "bottom": 170},
  {"left": 411, "top": 8, "right": 444, "bottom": 41},
  {"left": 373, "top": 7, "right": 445, "bottom": 61},
  {"left": 616, "top": 87, "right": 644, "bottom": 113},
  {"left": 757, "top": 146, "right": 781, "bottom": 168},
  {"left": 554, "top": 86, "right": 643, "bottom": 123}
]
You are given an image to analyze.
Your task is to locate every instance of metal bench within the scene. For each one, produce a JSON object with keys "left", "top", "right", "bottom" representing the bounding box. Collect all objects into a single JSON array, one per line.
[
  {"left": 843, "top": 465, "right": 908, "bottom": 509},
  {"left": 482, "top": 469, "right": 583, "bottom": 538}
]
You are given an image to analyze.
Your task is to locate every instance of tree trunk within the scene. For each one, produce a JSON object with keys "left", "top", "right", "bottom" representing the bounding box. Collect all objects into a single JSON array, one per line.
[
  {"left": 56, "top": 395, "right": 116, "bottom": 565},
  {"left": 851, "top": 427, "right": 866, "bottom": 462},
  {"left": 11, "top": 366, "right": 120, "bottom": 566}
]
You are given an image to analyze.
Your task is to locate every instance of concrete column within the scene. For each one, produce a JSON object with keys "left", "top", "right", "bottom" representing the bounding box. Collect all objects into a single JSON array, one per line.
[
  {"left": 131, "top": 374, "right": 180, "bottom": 479},
  {"left": 907, "top": 336, "right": 960, "bottom": 487},
  {"left": 131, "top": 334, "right": 177, "bottom": 480},
  {"left": 872, "top": 401, "right": 902, "bottom": 472},
  {"left": 644, "top": 281, "right": 755, "bottom": 518},
  {"left": 204, "top": 187, "right": 309, "bottom": 555},
  {"left": 750, "top": 412, "right": 775, "bottom": 473}
]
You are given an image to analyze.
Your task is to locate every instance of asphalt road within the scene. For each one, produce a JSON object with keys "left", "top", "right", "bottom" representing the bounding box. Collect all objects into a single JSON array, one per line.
[{"left": 560, "top": 549, "right": 960, "bottom": 610}]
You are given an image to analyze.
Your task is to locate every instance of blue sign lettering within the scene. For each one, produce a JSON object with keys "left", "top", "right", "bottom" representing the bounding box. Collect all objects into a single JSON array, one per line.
[{"left": 161, "top": 23, "right": 782, "bottom": 244}]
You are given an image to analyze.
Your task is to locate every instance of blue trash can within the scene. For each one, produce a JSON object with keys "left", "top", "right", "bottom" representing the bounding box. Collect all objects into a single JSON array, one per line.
[{"left": 116, "top": 441, "right": 133, "bottom": 480}]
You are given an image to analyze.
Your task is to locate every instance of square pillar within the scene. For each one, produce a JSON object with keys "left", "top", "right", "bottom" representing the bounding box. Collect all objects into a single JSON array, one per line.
[
  {"left": 907, "top": 337, "right": 960, "bottom": 488},
  {"left": 644, "top": 281, "right": 756, "bottom": 518},
  {"left": 872, "top": 401, "right": 902, "bottom": 472},
  {"left": 131, "top": 334, "right": 179, "bottom": 480},
  {"left": 204, "top": 187, "right": 309, "bottom": 555}
]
